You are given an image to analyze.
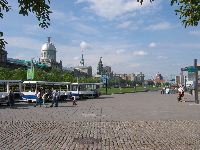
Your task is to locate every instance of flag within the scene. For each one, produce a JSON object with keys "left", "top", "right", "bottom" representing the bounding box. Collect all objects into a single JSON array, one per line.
[{"left": 27, "top": 62, "right": 34, "bottom": 80}]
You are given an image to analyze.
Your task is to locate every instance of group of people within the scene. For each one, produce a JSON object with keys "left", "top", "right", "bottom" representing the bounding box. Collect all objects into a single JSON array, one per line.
[
  {"left": 160, "top": 87, "right": 177, "bottom": 94},
  {"left": 34, "top": 87, "right": 77, "bottom": 107},
  {"left": 34, "top": 88, "right": 59, "bottom": 107},
  {"left": 160, "top": 85, "right": 185, "bottom": 102}
]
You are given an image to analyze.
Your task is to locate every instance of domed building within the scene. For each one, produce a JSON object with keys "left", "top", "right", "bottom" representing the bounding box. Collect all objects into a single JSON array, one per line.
[{"left": 39, "top": 37, "right": 62, "bottom": 69}]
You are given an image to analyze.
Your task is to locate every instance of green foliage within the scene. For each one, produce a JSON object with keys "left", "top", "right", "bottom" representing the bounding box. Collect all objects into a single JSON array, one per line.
[
  {"left": 11, "top": 68, "right": 27, "bottom": 80},
  {"left": 138, "top": 0, "right": 200, "bottom": 27},
  {"left": 171, "top": 0, "right": 200, "bottom": 27},
  {"left": 0, "top": 0, "right": 51, "bottom": 50},
  {"left": 0, "top": 67, "right": 11, "bottom": 80},
  {"left": 0, "top": 67, "right": 26, "bottom": 80}
]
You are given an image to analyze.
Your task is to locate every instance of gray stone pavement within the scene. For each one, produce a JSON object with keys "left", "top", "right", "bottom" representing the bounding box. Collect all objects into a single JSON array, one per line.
[{"left": 1, "top": 92, "right": 200, "bottom": 149}]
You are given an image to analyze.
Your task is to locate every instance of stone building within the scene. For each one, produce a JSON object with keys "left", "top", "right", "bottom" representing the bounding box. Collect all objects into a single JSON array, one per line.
[
  {"left": 39, "top": 37, "right": 62, "bottom": 70},
  {"left": 0, "top": 48, "right": 7, "bottom": 63}
]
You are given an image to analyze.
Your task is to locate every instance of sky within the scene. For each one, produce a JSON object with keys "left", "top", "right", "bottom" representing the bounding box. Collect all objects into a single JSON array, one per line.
[{"left": 1, "top": 0, "right": 200, "bottom": 79}]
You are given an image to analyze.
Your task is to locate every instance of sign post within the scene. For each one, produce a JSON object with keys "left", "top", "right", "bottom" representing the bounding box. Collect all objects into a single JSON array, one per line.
[
  {"left": 101, "top": 75, "right": 109, "bottom": 94},
  {"left": 194, "top": 59, "right": 199, "bottom": 104}
]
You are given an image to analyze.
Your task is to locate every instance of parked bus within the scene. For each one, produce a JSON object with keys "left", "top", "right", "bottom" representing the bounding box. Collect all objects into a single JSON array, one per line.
[
  {"left": 67, "top": 83, "right": 103, "bottom": 99},
  {"left": 0, "top": 80, "right": 22, "bottom": 105},
  {"left": 22, "top": 81, "right": 71, "bottom": 102}
]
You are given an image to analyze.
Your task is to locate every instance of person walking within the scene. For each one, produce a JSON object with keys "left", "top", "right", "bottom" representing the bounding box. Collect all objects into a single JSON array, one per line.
[
  {"left": 50, "top": 89, "right": 58, "bottom": 107},
  {"left": 177, "top": 85, "right": 184, "bottom": 102},
  {"left": 34, "top": 89, "right": 42, "bottom": 107},
  {"left": 8, "top": 88, "right": 15, "bottom": 108}
]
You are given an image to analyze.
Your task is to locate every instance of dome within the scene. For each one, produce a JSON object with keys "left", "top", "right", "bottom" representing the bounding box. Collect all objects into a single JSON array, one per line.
[{"left": 41, "top": 42, "right": 56, "bottom": 51}]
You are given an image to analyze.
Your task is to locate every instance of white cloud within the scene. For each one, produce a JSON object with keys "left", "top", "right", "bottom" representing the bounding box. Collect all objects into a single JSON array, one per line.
[
  {"left": 117, "top": 21, "right": 132, "bottom": 29},
  {"left": 76, "top": 0, "right": 153, "bottom": 19},
  {"left": 75, "top": 22, "right": 98, "bottom": 34},
  {"left": 6, "top": 36, "right": 42, "bottom": 50},
  {"left": 157, "top": 55, "right": 168, "bottom": 60},
  {"left": 116, "top": 49, "right": 125, "bottom": 54},
  {"left": 133, "top": 50, "right": 147, "bottom": 56},
  {"left": 73, "top": 56, "right": 80, "bottom": 60},
  {"left": 129, "top": 63, "right": 140, "bottom": 68},
  {"left": 51, "top": 11, "right": 66, "bottom": 20},
  {"left": 80, "top": 41, "right": 90, "bottom": 50},
  {"left": 146, "top": 22, "right": 172, "bottom": 30},
  {"left": 189, "top": 30, "right": 200, "bottom": 36},
  {"left": 149, "top": 42, "right": 156, "bottom": 48}
]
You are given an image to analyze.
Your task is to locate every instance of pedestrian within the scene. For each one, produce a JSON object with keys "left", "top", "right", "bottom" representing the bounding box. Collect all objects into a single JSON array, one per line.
[
  {"left": 177, "top": 85, "right": 184, "bottom": 102},
  {"left": 72, "top": 95, "right": 77, "bottom": 106},
  {"left": 50, "top": 89, "right": 58, "bottom": 107},
  {"left": 188, "top": 84, "right": 193, "bottom": 95},
  {"left": 8, "top": 88, "right": 15, "bottom": 108},
  {"left": 34, "top": 89, "right": 42, "bottom": 107},
  {"left": 42, "top": 92, "right": 48, "bottom": 107}
]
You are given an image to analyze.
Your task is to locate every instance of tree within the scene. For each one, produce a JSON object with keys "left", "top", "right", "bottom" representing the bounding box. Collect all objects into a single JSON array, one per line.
[
  {"left": 139, "top": 0, "right": 200, "bottom": 27},
  {"left": 1, "top": 0, "right": 51, "bottom": 50}
]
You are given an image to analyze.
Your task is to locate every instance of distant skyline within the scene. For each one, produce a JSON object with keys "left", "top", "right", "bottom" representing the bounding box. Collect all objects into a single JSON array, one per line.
[{"left": 1, "top": 0, "right": 200, "bottom": 79}]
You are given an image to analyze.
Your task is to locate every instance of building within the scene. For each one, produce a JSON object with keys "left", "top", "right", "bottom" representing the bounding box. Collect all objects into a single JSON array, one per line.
[
  {"left": 103, "top": 66, "right": 113, "bottom": 78},
  {"left": 97, "top": 57, "right": 103, "bottom": 75},
  {"left": 0, "top": 48, "right": 7, "bottom": 64},
  {"left": 74, "top": 66, "right": 92, "bottom": 77},
  {"left": 73, "top": 50, "right": 92, "bottom": 77},
  {"left": 154, "top": 73, "right": 164, "bottom": 84},
  {"left": 39, "top": 37, "right": 62, "bottom": 70}
]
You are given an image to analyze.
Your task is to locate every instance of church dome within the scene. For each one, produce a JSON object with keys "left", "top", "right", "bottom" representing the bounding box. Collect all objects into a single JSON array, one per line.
[{"left": 41, "top": 37, "right": 56, "bottom": 51}]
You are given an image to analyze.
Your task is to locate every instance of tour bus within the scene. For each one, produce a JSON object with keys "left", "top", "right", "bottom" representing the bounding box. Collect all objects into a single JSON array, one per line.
[
  {"left": 22, "top": 81, "right": 71, "bottom": 102},
  {"left": 67, "top": 82, "right": 103, "bottom": 99},
  {"left": 0, "top": 80, "right": 22, "bottom": 105}
]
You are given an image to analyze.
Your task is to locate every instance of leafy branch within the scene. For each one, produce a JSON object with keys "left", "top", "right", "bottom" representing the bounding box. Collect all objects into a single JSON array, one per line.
[{"left": 0, "top": 0, "right": 52, "bottom": 50}]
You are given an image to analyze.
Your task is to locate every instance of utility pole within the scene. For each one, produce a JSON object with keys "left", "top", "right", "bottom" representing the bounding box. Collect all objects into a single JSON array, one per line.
[{"left": 194, "top": 59, "right": 199, "bottom": 104}]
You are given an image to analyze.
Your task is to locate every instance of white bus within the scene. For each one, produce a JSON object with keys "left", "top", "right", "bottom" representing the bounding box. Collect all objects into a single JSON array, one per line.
[
  {"left": 67, "top": 82, "right": 103, "bottom": 99},
  {"left": 0, "top": 80, "right": 22, "bottom": 105},
  {"left": 22, "top": 81, "right": 71, "bottom": 102}
]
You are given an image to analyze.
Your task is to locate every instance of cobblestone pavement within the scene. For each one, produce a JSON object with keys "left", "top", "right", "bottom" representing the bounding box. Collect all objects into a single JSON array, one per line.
[{"left": 1, "top": 92, "right": 200, "bottom": 149}]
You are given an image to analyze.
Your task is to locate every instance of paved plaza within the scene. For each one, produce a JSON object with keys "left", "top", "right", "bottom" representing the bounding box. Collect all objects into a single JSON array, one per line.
[{"left": 1, "top": 92, "right": 200, "bottom": 149}]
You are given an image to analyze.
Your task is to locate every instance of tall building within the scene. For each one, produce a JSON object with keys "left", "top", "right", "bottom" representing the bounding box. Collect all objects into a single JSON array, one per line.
[
  {"left": 0, "top": 48, "right": 7, "bottom": 63},
  {"left": 97, "top": 57, "right": 103, "bottom": 75},
  {"left": 103, "top": 66, "right": 113, "bottom": 77},
  {"left": 39, "top": 37, "right": 62, "bottom": 69}
]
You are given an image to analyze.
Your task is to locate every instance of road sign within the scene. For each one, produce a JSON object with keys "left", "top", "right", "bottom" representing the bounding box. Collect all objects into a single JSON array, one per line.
[
  {"left": 181, "top": 66, "right": 197, "bottom": 72},
  {"left": 102, "top": 79, "right": 107, "bottom": 84}
]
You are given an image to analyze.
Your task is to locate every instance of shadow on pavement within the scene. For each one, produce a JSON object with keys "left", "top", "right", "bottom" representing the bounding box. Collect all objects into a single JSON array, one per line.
[
  {"left": 96, "top": 96, "right": 114, "bottom": 99},
  {"left": 0, "top": 102, "right": 35, "bottom": 109}
]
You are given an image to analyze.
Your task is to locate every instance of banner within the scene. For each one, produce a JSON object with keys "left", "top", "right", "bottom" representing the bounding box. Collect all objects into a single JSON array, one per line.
[{"left": 27, "top": 63, "right": 34, "bottom": 80}]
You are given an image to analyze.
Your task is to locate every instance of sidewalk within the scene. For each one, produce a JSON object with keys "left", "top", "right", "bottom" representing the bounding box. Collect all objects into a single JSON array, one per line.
[{"left": 0, "top": 92, "right": 200, "bottom": 150}]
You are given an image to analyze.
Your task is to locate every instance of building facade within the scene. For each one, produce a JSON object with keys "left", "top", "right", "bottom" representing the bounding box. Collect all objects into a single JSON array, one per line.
[
  {"left": 0, "top": 49, "right": 7, "bottom": 63},
  {"left": 154, "top": 73, "right": 164, "bottom": 84},
  {"left": 39, "top": 37, "right": 62, "bottom": 70}
]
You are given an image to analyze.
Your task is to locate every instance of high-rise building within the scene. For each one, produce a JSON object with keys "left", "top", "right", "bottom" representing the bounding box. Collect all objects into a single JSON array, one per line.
[{"left": 97, "top": 57, "right": 103, "bottom": 75}]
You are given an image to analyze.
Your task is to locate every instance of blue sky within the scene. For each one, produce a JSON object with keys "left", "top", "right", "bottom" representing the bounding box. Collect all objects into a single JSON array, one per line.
[{"left": 1, "top": 0, "right": 200, "bottom": 79}]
